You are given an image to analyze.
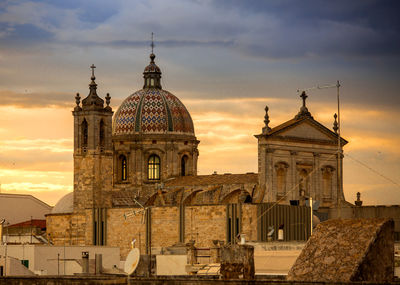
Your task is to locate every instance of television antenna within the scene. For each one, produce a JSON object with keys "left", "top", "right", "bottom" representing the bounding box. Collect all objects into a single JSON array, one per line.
[{"left": 297, "top": 81, "right": 342, "bottom": 215}]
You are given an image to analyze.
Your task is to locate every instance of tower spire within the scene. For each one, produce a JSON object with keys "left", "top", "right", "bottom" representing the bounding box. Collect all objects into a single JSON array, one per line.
[{"left": 81, "top": 64, "right": 104, "bottom": 109}]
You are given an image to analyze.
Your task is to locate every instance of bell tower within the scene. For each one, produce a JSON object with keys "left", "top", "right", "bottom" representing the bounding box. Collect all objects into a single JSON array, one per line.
[{"left": 72, "top": 65, "right": 113, "bottom": 212}]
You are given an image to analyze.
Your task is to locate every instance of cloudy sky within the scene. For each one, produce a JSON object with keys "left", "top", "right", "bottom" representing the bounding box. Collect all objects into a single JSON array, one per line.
[{"left": 0, "top": 0, "right": 399, "bottom": 206}]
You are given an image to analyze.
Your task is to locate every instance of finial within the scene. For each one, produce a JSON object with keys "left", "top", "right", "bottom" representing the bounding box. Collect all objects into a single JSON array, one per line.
[
  {"left": 105, "top": 93, "right": 111, "bottom": 106},
  {"left": 262, "top": 105, "right": 271, "bottom": 134},
  {"left": 151, "top": 32, "right": 154, "bottom": 54},
  {"left": 74, "top": 93, "right": 82, "bottom": 111},
  {"left": 355, "top": 192, "right": 363, "bottom": 206},
  {"left": 333, "top": 113, "right": 338, "bottom": 133},
  {"left": 149, "top": 33, "right": 156, "bottom": 63},
  {"left": 90, "top": 64, "right": 96, "bottom": 80},
  {"left": 75, "top": 93, "right": 81, "bottom": 106},
  {"left": 104, "top": 93, "right": 112, "bottom": 111}
]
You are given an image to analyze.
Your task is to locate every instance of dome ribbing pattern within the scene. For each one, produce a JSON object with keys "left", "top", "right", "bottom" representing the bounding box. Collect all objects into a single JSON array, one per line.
[
  {"left": 113, "top": 88, "right": 194, "bottom": 135},
  {"left": 113, "top": 52, "right": 194, "bottom": 135}
]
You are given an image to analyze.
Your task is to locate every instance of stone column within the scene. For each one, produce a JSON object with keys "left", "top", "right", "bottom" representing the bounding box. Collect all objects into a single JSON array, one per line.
[
  {"left": 312, "top": 153, "right": 320, "bottom": 201},
  {"left": 264, "top": 148, "right": 274, "bottom": 202},
  {"left": 137, "top": 146, "right": 143, "bottom": 185},
  {"left": 258, "top": 144, "right": 267, "bottom": 202},
  {"left": 290, "top": 151, "right": 297, "bottom": 201}
]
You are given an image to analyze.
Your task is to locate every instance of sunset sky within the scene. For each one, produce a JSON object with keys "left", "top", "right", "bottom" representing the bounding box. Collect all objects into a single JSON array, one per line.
[{"left": 0, "top": 0, "right": 399, "bottom": 206}]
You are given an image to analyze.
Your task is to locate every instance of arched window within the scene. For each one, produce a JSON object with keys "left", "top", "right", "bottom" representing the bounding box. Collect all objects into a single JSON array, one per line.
[
  {"left": 81, "top": 119, "right": 88, "bottom": 148},
  {"left": 99, "top": 119, "right": 105, "bottom": 147},
  {"left": 148, "top": 155, "right": 160, "bottom": 180},
  {"left": 181, "top": 155, "right": 188, "bottom": 176},
  {"left": 120, "top": 155, "right": 127, "bottom": 181}
]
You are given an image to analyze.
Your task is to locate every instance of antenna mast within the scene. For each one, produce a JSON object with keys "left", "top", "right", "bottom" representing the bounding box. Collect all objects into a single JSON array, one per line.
[{"left": 297, "top": 81, "right": 342, "bottom": 216}]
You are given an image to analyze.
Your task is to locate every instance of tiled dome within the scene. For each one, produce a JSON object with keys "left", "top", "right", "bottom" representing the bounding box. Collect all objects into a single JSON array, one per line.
[{"left": 113, "top": 88, "right": 194, "bottom": 135}]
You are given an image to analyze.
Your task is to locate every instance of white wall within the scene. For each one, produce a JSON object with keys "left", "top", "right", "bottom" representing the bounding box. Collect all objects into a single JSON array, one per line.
[{"left": 0, "top": 244, "right": 120, "bottom": 275}]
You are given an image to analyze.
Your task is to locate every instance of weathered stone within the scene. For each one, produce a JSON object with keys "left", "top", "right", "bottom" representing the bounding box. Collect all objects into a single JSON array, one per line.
[
  {"left": 220, "top": 244, "right": 255, "bottom": 280},
  {"left": 287, "top": 218, "right": 394, "bottom": 282}
]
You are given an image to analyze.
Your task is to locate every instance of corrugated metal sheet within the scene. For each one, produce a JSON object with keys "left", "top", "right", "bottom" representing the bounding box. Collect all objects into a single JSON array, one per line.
[{"left": 257, "top": 203, "right": 311, "bottom": 241}]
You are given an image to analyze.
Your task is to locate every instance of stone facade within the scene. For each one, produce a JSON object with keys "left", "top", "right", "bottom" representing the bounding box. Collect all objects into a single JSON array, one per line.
[
  {"left": 256, "top": 103, "right": 347, "bottom": 207},
  {"left": 46, "top": 53, "right": 354, "bottom": 256}
]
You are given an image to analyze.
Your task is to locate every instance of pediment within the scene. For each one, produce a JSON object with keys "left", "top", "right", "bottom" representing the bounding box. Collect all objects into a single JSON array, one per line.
[{"left": 274, "top": 121, "right": 335, "bottom": 142}]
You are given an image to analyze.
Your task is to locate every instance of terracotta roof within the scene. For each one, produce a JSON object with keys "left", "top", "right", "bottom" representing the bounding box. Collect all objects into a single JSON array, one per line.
[
  {"left": 164, "top": 173, "right": 258, "bottom": 187},
  {"left": 8, "top": 219, "right": 46, "bottom": 229}
]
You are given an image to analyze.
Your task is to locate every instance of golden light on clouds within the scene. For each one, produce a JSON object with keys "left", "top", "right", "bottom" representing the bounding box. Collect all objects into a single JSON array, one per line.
[{"left": 0, "top": 96, "right": 398, "bottom": 206}]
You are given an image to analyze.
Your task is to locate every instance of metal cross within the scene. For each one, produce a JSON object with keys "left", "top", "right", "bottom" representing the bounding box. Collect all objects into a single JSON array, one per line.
[
  {"left": 90, "top": 64, "right": 96, "bottom": 77},
  {"left": 151, "top": 32, "right": 154, "bottom": 53}
]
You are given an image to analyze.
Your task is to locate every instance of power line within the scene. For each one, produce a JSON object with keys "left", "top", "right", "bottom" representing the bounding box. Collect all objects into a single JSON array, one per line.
[
  {"left": 345, "top": 153, "right": 400, "bottom": 189},
  {"left": 251, "top": 150, "right": 341, "bottom": 227}
]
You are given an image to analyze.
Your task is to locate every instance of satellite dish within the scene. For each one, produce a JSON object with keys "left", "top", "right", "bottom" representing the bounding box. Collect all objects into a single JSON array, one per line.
[{"left": 124, "top": 248, "right": 140, "bottom": 275}]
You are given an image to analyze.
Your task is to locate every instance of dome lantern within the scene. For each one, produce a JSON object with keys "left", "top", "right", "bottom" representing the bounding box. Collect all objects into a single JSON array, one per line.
[{"left": 143, "top": 33, "right": 162, "bottom": 89}]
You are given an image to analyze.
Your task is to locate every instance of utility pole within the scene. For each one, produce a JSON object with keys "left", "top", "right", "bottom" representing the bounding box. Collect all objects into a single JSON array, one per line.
[
  {"left": 297, "top": 81, "right": 342, "bottom": 217},
  {"left": 4, "top": 221, "right": 9, "bottom": 276}
]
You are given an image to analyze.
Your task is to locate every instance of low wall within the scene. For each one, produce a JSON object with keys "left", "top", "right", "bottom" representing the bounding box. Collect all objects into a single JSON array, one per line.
[{"left": 0, "top": 276, "right": 399, "bottom": 285}]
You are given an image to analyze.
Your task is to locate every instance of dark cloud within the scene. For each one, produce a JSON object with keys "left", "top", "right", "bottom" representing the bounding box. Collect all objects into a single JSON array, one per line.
[
  {"left": 1, "top": 0, "right": 399, "bottom": 59},
  {"left": 0, "top": 23, "right": 54, "bottom": 45},
  {"left": 30, "top": 0, "right": 120, "bottom": 24},
  {"left": 212, "top": 0, "right": 400, "bottom": 59},
  {"left": 100, "top": 39, "right": 234, "bottom": 49}
]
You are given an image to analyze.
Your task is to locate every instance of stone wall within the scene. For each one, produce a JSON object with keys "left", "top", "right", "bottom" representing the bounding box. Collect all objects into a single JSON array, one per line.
[
  {"left": 47, "top": 203, "right": 312, "bottom": 261},
  {"left": 185, "top": 205, "right": 226, "bottom": 248},
  {"left": 287, "top": 218, "right": 394, "bottom": 282},
  {"left": 73, "top": 153, "right": 113, "bottom": 211},
  {"left": 151, "top": 207, "right": 179, "bottom": 248},
  {"left": 107, "top": 208, "right": 147, "bottom": 258},
  {"left": 241, "top": 204, "right": 257, "bottom": 242},
  {"left": 46, "top": 212, "right": 87, "bottom": 246},
  {"left": 329, "top": 205, "right": 400, "bottom": 240}
]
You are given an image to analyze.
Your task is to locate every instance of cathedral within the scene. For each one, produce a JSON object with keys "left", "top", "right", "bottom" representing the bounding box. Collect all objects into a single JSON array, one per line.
[{"left": 46, "top": 51, "right": 347, "bottom": 257}]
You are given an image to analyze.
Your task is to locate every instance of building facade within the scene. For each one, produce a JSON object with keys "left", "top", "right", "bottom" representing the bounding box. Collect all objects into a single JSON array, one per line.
[{"left": 46, "top": 52, "right": 348, "bottom": 256}]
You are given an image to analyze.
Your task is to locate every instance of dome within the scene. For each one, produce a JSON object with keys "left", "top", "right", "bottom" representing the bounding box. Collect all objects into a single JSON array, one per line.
[
  {"left": 51, "top": 192, "right": 73, "bottom": 214},
  {"left": 113, "top": 88, "right": 194, "bottom": 135},
  {"left": 113, "top": 52, "right": 194, "bottom": 136}
]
